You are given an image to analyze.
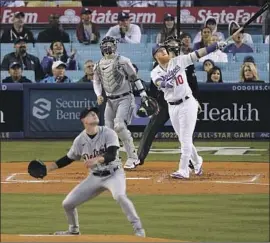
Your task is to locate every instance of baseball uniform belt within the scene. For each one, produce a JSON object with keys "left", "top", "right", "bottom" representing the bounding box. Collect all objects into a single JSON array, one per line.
[
  {"left": 93, "top": 166, "right": 119, "bottom": 177},
  {"left": 168, "top": 96, "right": 190, "bottom": 105},
  {"left": 107, "top": 91, "right": 132, "bottom": 100}
]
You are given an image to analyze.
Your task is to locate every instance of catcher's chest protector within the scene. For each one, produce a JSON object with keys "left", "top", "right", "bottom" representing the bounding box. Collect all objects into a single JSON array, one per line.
[{"left": 97, "top": 56, "right": 130, "bottom": 94}]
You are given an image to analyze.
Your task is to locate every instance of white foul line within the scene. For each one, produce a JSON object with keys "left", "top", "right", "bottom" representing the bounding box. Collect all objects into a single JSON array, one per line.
[{"left": 19, "top": 234, "right": 77, "bottom": 237}]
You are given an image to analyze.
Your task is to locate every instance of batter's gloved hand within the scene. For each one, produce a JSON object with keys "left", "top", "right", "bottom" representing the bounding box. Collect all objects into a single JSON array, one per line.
[
  {"left": 160, "top": 79, "right": 173, "bottom": 88},
  {"left": 217, "top": 41, "right": 227, "bottom": 51},
  {"left": 137, "top": 96, "right": 159, "bottom": 117},
  {"left": 28, "top": 160, "right": 47, "bottom": 179}
]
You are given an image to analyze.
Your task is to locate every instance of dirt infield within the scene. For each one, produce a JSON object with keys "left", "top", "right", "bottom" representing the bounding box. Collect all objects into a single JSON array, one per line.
[
  {"left": 1, "top": 162, "right": 269, "bottom": 194},
  {"left": 1, "top": 161, "right": 269, "bottom": 242}
]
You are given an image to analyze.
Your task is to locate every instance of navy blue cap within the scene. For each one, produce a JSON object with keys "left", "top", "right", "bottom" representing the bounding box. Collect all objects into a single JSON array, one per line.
[
  {"left": 9, "top": 62, "right": 21, "bottom": 69},
  {"left": 79, "top": 107, "right": 99, "bottom": 119},
  {"left": 152, "top": 44, "right": 164, "bottom": 57},
  {"left": 164, "top": 13, "right": 174, "bottom": 21},
  {"left": 118, "top": 12, "right": 129, "bottom": 21},
  {"left": 81, "top": 8, "right": 92, "bottom": 15},
  {"left": 14, "top": 37, "right": 27, "bottom": 44},
  {"left": 243, "top": 55, "right": 255, "bottom": 64}
]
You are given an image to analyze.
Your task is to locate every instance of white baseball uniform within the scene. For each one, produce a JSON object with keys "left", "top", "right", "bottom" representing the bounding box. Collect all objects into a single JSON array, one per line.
[{"left": 151, "top": 54, "right": 203, "bottom": 178}]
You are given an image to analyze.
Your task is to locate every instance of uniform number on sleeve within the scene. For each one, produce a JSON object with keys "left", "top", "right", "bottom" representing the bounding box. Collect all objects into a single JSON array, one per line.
[{"left": 176, "top": 75, "right": 184, "bottom": 86}]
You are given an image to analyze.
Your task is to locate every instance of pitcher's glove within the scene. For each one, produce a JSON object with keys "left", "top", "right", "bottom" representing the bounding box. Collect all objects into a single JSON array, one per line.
[
  {"left": 137, "top": 96, "right": 159, "bottom": 117},
  {"left": 28, "top": 160, "right": 47, "bottom": 179}
]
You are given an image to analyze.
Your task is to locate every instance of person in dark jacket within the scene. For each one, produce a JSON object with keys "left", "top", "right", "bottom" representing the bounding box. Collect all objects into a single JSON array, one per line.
[
  {"left": 41, "top": 40, "right": 77, "bottom": 76},
  {"left": 1, "top": 37, "right": 44, "bottom": 82},
  {"left": 37, "top": 14, "right": 70, "bottom": 43},
  {"left": 0, "top": 11, "right": 35, "bottom": 44},
  {"left": 78, "top": 60, "right": 94, "bottom": 82},
  {"left": 76, "top": 8, "right": 100, "bottom": 44},
  {"left": 2, "top": 62, "right": 32, "bottom": 83}
]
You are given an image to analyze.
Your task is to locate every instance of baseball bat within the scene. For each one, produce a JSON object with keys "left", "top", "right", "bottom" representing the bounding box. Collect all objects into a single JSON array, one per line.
[
  {"left": 176, "top": 0, "right": 181, "bottom": 38},
  {"left": 225, "top": 2, "right": 270, "bottom": 43}
]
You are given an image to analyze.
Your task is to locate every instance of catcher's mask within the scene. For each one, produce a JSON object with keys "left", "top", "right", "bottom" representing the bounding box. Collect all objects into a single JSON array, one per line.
[
  {"left": 164, "top": 36, "right": 182, "bottom": 56},
  {"left": 100, "top": 36, "right": 117, "bottom": 55}
]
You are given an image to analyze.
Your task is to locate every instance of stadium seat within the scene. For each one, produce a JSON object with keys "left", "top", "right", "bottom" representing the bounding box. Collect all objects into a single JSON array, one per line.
[
  {"left": 138, "top": 70, "right": 151, "bottom": 82},
  {"left": 0, "top": 70, "right": 35, "bottom": 83},
  {"left": 65, "top": 70, "right": 85, "bottom": 82},
  {"left": 235, "top": 53, "right": 269, "bottom": 63},
  {"left": 251, "top": 35, "right": 263, "bottom": 43},
  {"left": 195, "top": 71, "right": 207, "bottom": 82}
]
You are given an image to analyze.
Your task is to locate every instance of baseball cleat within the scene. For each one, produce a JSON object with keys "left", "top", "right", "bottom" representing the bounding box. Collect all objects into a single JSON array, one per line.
[
  {"left": 195, "top": 166, "right": 203, "bottom": 176},
  {"left": 53, "top": 231, "right": 80, "bottom": 235},
  {"left": 124, "top": 158, "right": 140, "bottom": 169},
  {"left": 134, "top": 228, "right": 146, "bottom": 237},
  {"left": 170, "top": 171, "right": 188, "bottom": 179}
]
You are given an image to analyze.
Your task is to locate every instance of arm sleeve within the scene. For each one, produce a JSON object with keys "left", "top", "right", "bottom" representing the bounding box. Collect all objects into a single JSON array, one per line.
[
  {"left": 103, "top": 146, "right": 119, "bottom": 164},
  {"left": 55, "top": 155, "right": 74, "bottom": 168},
  {"left": 124, "top": 25, "right": 141, "bottom": 44},
  {"left": 151, "top": 69, "right": 163, "bottom": 88},
  {"left": 93, "top": 64, "right": 102, "bottom": 96},
  {"left": 173, "top": 54, "right": 194, "bottom": 69},
  {"left": 67, "top": 138, "right": 81, "bottom": 161}
]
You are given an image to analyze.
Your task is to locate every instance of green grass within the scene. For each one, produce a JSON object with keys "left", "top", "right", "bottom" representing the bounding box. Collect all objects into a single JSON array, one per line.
[
  {"left": 1, "top": 194, "right": 269, "bottom": 242},
  {"left": 1, "top": 140, "right": 269, "bottom": 162}
]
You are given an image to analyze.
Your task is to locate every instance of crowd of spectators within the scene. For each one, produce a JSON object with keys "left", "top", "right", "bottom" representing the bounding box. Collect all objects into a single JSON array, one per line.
[
  {"left": 1, "top": 0, "right": 265, "bottom": 7},
  {"left": 0, "top": 4, "right": 268, "bottom": 84}
]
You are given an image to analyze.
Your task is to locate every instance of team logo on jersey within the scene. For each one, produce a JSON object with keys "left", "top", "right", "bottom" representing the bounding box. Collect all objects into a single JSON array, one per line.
[
  {"left": 161, "top": 65, "right": 181, "bottom": 81},
  {"left": 32, "top": 98, "right": 51, "bottom": 120},
  {"left": 82, "top": 144, "right": 107, "bottom": 160}
]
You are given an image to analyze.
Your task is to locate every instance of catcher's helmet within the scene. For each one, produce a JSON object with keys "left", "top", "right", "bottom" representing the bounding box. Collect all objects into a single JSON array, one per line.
[
  {"left": 100, "top": 36, "right": 117, "bottom": 55},
  {"left": 164, "top": 35, "right": 182, "bottom": 56}
]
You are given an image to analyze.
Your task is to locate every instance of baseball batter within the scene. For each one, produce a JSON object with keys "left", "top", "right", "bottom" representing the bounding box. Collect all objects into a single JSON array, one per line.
[
  {"left": 93, "top": 36, "right": 150, "bottom": 169},
  {"left": 45, "top": 107, "right": 145, "bottom": 237},
  {"left": 151, "top": 41, "right": 227, "bottom": 178}
]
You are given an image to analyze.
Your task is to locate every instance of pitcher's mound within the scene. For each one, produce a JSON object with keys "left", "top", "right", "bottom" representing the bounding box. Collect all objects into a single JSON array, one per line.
[{"left": 1, "top": 234, "right": 183, "bottom": 242}]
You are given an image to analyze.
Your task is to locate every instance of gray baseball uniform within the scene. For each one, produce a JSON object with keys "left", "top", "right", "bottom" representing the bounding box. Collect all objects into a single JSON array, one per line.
[
  {"left": 93, "top": 55, "right": 138, "bottom": 160},
  {"left": 62, "top": 126, "right": 143, "bottom": 233}
]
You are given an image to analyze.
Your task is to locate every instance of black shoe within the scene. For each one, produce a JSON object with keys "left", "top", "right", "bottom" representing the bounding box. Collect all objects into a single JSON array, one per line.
[
  {"left": 188, "top": 160, "right": 194, "bottom": 170},
  {"left": 139, "top": 159, "right": 144, "bottom": 165}
]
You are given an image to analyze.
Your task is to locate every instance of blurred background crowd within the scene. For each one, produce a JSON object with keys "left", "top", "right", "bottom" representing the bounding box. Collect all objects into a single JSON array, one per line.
[{"left": 0, "top": 0, "right": 269, "bottom": 85}]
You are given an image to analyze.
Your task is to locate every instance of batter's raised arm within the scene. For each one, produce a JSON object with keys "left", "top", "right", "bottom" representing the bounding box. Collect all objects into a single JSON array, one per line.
[{"left": 187, "top": 41, "right": 227, "bottom": 64}]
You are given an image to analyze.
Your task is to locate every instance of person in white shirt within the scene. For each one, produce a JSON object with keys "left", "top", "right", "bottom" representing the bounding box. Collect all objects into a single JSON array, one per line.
[
  {"left": 265, "top": 35, "right": 269, "bottom": 44},
  {"left": 199, "top": 35, "right": 228, "bottom": 63},
  {"left": 0, "top": 0, "right": 25, "bottom": 6},
  {"left": 193, "top": 16, "right": 224, "bottom": 44},
  {"left": 228, "top": 21, "right": 253, "bottom": 45},
  {"left": 116, "top": 0, "right": 156, "bottom": 7},
  {"left": 151, "top": 40, "right": 227, "bottom": 179},
  {"left": 105, "top": 12, "right": 141, "bottom": 44}
]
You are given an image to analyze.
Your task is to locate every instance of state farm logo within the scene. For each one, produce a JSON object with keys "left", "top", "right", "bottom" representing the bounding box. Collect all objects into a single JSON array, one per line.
[
  {"left": 1, "top": 9, "right": 38, "bottom": 23},
  {"left": 60, "top": 9, "right": 80, "bottom": 24},
  {"left": 180, "top": 9, "right": 196, "bottom": 23},
  {"left": 32, "top": 98, "right": 51, "bottom": 120}
]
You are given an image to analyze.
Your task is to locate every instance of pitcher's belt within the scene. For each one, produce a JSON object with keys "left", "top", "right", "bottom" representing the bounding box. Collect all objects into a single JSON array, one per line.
[
  {"left": 93, "top": 167, "right": 119, "bottom": 177},
  {"left": 107, "top": 92, "right": 131, "bottom": 100},
  {"left": 168, "top": 96, "right": 190, "bottom": 105}
]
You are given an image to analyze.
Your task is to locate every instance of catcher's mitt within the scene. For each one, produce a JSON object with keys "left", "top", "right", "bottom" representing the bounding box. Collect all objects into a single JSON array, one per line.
[
  {"left": 28, "top": 160, "right": 47, "bottom": 179},
  {"left": 137, "top": 96, "right": 159, "bottom": 117}
]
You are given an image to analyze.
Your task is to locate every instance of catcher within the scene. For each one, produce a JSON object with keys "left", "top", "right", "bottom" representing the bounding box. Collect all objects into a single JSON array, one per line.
[
  {"left": 28, "top": 107, "right": 146, "bottom": 237},
  {"left": 93, "top": 36, "right": 158, "bottom": 169}
]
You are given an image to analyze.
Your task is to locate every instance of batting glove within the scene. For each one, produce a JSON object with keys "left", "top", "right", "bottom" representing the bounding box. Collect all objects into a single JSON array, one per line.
[
  {"left": 217, "top": 41, "right": 227, "bottom": 51},
  {"left": 160, "top": 79, "right": 173, "bottom": 89}
]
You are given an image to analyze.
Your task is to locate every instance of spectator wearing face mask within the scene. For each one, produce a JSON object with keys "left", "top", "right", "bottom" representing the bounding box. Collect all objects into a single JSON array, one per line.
[
  {"left": 40, "top": 61, "right": 72, "bottom": 83},
  {"left": 1, "top": 62, "right": 32, "bottom": 83},
  {"left": 1, "top": 37, "right": 44, "bottom": 81},
  {"left": 76, "top": 8, "right": 100, "bottom": 44},
  {"left": 223, "top": 28, "right": 253, "bottom": 55},
  {"left": 193, "top": 27, "right": 212, "bottom": 50},
  {"left": 156, "top": 13, "right": 178, "bottom": 44},
  {"left": 105, "top": 12, "right": 141, "bottom": 44},
  {"left": 228, "top": 21, "right": 253, "bottom": 45},
  {"left": 199, "top": 34, "right": 228, "bottom": 63},
  {"left": 0, "top": 12, "right": 35, "bottom": 44},
  {"left": 37, "top": 14, "right": 70, "bottom": 43},
  {"left": 41, "top": 40, "right": 77, "bottom": 76},
  {"left": 206, "top": 66, "right": 223, "bottom": 83},
  {"left": 193, "top": 16, "right": 224, "bottom": 44}
]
